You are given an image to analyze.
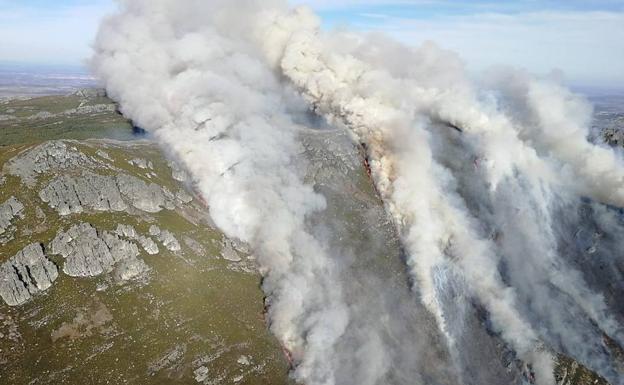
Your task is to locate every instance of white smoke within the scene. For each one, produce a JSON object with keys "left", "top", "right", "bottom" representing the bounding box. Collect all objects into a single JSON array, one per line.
[
  {"left": 483, "top": 69, "right": 624, "bottom": 206},
  {"left": 265, "top": 18, "right": 553, "bottom": 383},
  {"left": 93, "top": 2, "right": 624, "bottom": 385},
  {"left": 93, "top": 1, "right": 351, "bottom": 383}
]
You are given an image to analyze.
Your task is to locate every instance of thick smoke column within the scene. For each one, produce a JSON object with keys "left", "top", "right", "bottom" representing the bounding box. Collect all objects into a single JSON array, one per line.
[
  {"left": 93, "top": 1, "right": 352, "bottom": 383},
  {"left": 93, "top": 1, "right": 624, "bottom": 385}
]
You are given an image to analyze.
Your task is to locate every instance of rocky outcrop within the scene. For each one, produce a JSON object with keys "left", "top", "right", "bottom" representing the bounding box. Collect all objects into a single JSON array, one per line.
[
  {"left": 39, "top": 173, "right": 127, "bottom": 215},
  {"left": 25, "top": 105, "right": 116, "bottom": 121},
  {"left": 27, "top": 111, "right": 55, "bottom": 120},
  {"left": 149, "top": 225, "right": 161, "bottom": 237},
  {"left": 149, "top": 225, "right": 181, "bottom": 252},
  {"left": 116, "top": 174, "right": 174, "bottom": 213},
  {"left": 0, "top": 243, "right": 58, "bottom": 306},
  {"left": 128, "top": 158, "right": 153, "bottom": 170},
  {"left": 73, "top": 88, "right": 107, "bottom": 98},
  {"left": 137, "top": 236, "right": 159, "bottom": 255},
  {"left": 8, "top": 141, "right": 187, "bottom": 216},
  {"left": 5, "top": 141, "right": 98, "bottom": 186},
  {"left": 39, "top": 172, "right": 177, "bottom": 215},
  {"left": 113, "top": 258, "right": 150, "bottom": 282},
  {"left": 0, "top": 197, "right": 24, "bottom": 235},
  {"left": 168, "top": 161, "right": 189, "bottom": 182},
  {"left": 62, "top": 104, "right": 116, "bottom": 116},
  {"left": 221, "top": 239, "right": 241, "bottom": 262},
  {"left": 115, "top": 224, "right": 137, "bottom": 239},
  {"left": 175, "top": 190, "right": 193, "bottom": 204},
  {"left": 49, "top": 223, "right": 146, "bottom": 278},
  {"left": 0, "top": 221, "right": 159, "bottom": 306},
  {"left": 115, "top": 224, "right": 159, "bottom": 255},
  {"left": 159, "top": 230, "right": 181, "bottom": 252}
]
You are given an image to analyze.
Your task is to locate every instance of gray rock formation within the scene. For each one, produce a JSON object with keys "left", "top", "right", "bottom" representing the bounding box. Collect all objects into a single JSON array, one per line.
[
  {"left": 161, "top": 187, "right": 177, "bottom": 210},
  {"left": 221, "top": 239, "right": 241, "bottom": 262},
  {"left": 5, "top": 141, "right": 98, "bottom": 186},
  {"left": 39, "top": 172, "right": 178, "bottom": 215},
  {"left": 138, "top": 236, "right": 159, "bottom": 255},
  {"left": 113, "top": 258, "right": 150, "bottom": 282},
  {"left": 168, "top": 161, "right": 189, "bottom": 182},
  {"left": 128, "top": 158, "right": 153, "bottom": 170},
  {"left": 115, "top": 224, "right": 137, "bottom": 238},
  {"left": 73, "top": 88, "right": 107, "bottom": 98},
  {"left": 137, "top": 235, "right": 160, "bottom": 255},
  {"left": 149, "top": 225, "right": 161, "bottom": 237},
  {"left": 148, "top": 226, "right": 180, "bottom": 252},
  {"left": 158, "top": 230, "right": 181, "bottom": 252},
  {"left": 9, "top": 141, "right": 183, "bottom": 216},
  {"left": 0, "top": 243, "right": 58, "bottom": 306},
  {"left": 175, "top": 190, "right": 193, "bottom": 204},
  {"left": 49, "top": 223, "right": 143, "bottom": 278},
  {"left": 27, "top": 111, "right": 55, "bottom": 120},
  {"left": 230, "top": 239, "right": 251, "bottom": 255},
  {"left": 63, "top": 104, "right": 116, "bottom": 116},
  {"left": 0, "top": 197, "right": 24, "bottom": 235},
  {"left": 39, "top": 173, "right": 127, "bottom": 215},
  {"left": 115, "top": 224, "right": 159, "bottom": 255},
  {"left": 116, "top": 174, "right": 172, "bottom": 213},
  {"left": 24, "top": 103, "right": 116, "bottom": 121}
]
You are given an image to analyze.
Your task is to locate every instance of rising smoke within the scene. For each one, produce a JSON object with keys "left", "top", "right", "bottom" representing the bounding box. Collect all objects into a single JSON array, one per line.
[{"left": 92, "top": 1, "right": 624, "bottom": 384}]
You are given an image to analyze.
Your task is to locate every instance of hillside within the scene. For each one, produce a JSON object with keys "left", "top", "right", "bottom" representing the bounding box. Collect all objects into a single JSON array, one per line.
[{"left": 0, "top": 90, "right": 618, "bottom": 384}]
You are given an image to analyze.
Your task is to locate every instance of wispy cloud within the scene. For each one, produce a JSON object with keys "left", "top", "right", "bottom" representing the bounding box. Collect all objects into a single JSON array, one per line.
[{"left": 357, "top": 10, "right": 624, "bottom": 87}]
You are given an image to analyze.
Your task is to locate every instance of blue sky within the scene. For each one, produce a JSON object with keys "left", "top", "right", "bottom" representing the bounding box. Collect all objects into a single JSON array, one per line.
[
  {"left": 0, "top": 0, "right": 622, "bottom": 87},
  {"left": 299, "top": 0, "right": 624, "bottom": 23}
]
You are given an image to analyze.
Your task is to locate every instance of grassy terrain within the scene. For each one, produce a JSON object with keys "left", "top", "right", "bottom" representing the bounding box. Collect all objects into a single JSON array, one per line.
[
  {"left": 0, "top": 92, "right": 291, "bottom": 384},
  {"left": 0, "top": 92, "right": 134, "bottom": 146}
]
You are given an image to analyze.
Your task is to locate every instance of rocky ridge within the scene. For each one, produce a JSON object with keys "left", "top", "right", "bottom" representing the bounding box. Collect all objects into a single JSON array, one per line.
[
  {"left": 0, "top": 140, "right": 199, "bottom": 306},
  {"left": 0, "top": 139, "right": 252, "bottom": 308},
  {"left": 0, "top": 197, "right": 24, "bottom": 242},
  {"left": 0, "top": 243, "right": 58, "bottom": 306},
  {"left": 39, "top": 173, "right": 128, "bottom": 215},
  {"left": 39, "top": 172, "right": 181, "bottom": 215},
  {"left": 5, "top": 141, "right": 191, "bottom": 217},
  {"left": 149, "top": 225, "right": 181, "bottom": 252},
  {"left": 5, "top": 141, "right": 102, "bottom": 186},
  {"left": 49, "top": 222, "right": 145, "bottom": 278},
  {"left": 116, "top": 224, "right": 160, "bottom": 255}
]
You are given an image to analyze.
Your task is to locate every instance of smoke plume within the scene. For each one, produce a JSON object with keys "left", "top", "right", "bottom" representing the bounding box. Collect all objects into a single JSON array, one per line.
[{"left": 93, "top": 1, "right": 624, "bottom": 384}]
